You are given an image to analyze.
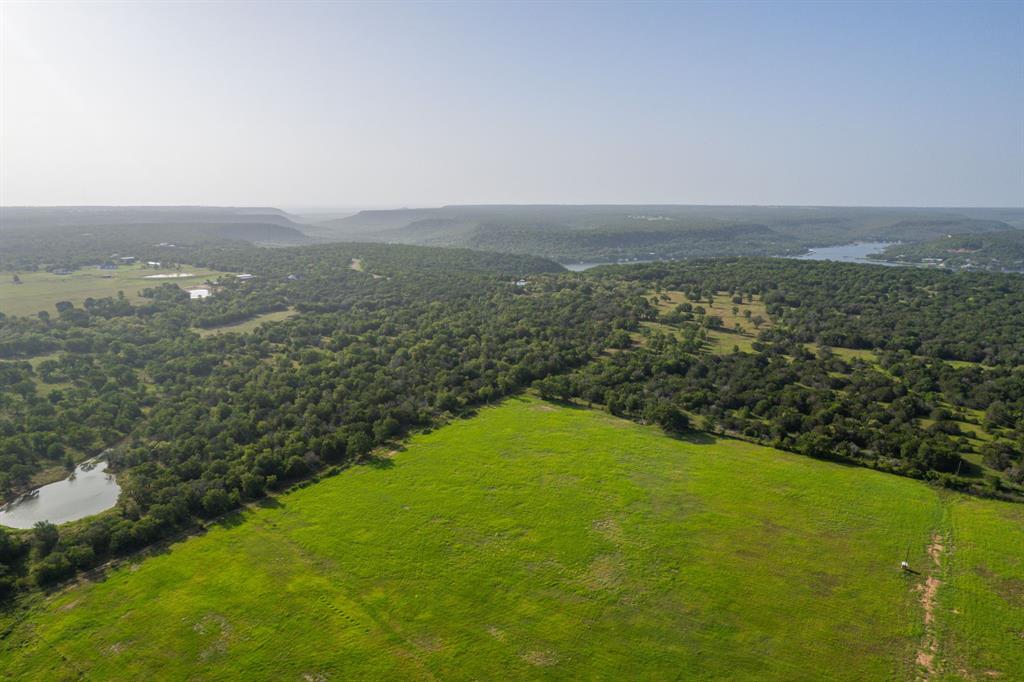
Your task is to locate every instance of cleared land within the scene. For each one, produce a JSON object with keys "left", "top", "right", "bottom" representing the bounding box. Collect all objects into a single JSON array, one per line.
[
  {"left": 195, "top": 308, "right": 298, "bottom": 336},
  {"left": 653, "top": 290, "right": 770, "bottom": 354},
  {"left": 0, "top": 265, "right": 229, "bottom": 317},
  {"left": 2, "top": 398, "right": 1021, "bottom": 679}
]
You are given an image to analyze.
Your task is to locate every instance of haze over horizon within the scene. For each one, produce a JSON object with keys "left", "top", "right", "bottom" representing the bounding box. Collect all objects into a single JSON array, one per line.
[{"left": 2, "top": 1, "right": 1022, "bottom": 208}]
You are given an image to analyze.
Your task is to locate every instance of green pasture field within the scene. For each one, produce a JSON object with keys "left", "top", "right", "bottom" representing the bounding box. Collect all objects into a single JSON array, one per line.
[
  {"left": 0, "top": 265, "right": 229, "bottom": 317},
  {"left": 810, "top": 343, "right": 880, "bottom": 363},
  {"left": 1, "top": 397, "right": 1021, "bottom": 680},
  {"left": 195, "top": 308, "right": 298, "bottom": 336}
]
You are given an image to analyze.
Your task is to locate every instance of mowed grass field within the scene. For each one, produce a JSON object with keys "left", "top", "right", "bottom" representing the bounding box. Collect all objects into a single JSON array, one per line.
[
  {"left": 2, "top": 397, "right": 1022, "bottom": 680},
  {"left": 0, "top": 265, "right": 229, "bottom": 317}
]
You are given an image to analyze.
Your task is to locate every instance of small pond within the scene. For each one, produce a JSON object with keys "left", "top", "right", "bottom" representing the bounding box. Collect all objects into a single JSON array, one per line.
[{"left": 0, "top": 458, "right": 120, "bottom": 529}]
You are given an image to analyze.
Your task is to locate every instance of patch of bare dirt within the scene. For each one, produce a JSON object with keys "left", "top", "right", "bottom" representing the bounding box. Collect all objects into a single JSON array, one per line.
[
  {"left": 928, "top": 537, "right": 944, "bottom": 566},
  {"left": 582, "top": 554, "right": 622, "bottom": 590},
  {"left": 522, "top": 650, "right": 559, "bottom": 667},
  {"left": 920, "top": 577, "right": 941, "bottom": 626},
  {"left": 915, "top": 533, "right": 945, "bottom": 680},
  {"left": 591, "top": 517, "right": 623, "bottom": 543},
  {"left": 59, "top": 599, "right": 80, "bottom": 611},
  {"left": 106, "top": 641, "right": 130, "bottom": 655},
  {"left": 194, "top": 613, "right": 232, "bottom": 661},
  {"left": 487, "top": 626, "right": 507, "bottom": 642},
  {"left": 411, "top": 634, "right": 444, "bottom": 653}
]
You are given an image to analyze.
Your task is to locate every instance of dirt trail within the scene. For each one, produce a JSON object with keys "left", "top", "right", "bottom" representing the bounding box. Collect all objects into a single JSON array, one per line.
[{"left": 915, "top": 533, "right": 944, "bottom": 679}]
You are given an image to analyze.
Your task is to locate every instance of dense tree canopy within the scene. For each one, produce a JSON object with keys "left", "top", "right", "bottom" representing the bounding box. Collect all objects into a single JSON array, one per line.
[{"left": 1, "top": 246, "right": 1021, "bottom": 598}]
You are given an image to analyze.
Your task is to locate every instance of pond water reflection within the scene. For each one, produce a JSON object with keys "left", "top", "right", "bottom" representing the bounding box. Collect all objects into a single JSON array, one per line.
[{"left": 0, "top": 458, "right": 120, "bottom": 529}]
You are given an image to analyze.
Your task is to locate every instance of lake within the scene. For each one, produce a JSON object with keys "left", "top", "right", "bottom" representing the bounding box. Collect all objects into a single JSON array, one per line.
[
  {"left": 563, "top": 243, "right": 901, "bottom": 271},
  {"left": 791, "top": 241, "right": 899, "bottom": 265},
  {"left": 0, "top": 458, "right": 121, "bottom": 529},
  {"left": 562, "top": 260, "right": 659, "bottom": 272}
]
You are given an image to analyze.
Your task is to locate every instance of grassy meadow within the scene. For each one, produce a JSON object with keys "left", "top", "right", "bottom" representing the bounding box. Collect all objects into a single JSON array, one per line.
[
  {"left": 1, "top": 397, "right": 1021, "bottom": 680},
  {"left": 195, "top": 308, "right": 298, "bottom": 336},
  {"left": 653, "top": 289, "right": 772, "bottom": 355},
  {"left": 0, "top": 265, "right": 229, "bottom": 317}
]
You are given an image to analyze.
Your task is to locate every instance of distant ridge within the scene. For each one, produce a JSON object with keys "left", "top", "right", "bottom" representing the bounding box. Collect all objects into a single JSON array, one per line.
[
  {"left": 314, "top": 204, "right": 1023, "bottom": 264},
  {"left": 0, "top": 207, "right": 312, "bottom": 270},
  {"left": 0, "top": 206, "right": 304, "bottom": 231}
]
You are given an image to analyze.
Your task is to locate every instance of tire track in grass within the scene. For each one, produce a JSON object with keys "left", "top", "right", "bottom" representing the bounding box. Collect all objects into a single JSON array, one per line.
[{"left": 916, "top": 533, "right": 945, "bottom": 679}]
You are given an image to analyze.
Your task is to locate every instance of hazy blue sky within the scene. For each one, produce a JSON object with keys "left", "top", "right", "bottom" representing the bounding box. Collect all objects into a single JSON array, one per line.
[{"left": 1, "top": 1, "right": 1021, "bottom": 208}]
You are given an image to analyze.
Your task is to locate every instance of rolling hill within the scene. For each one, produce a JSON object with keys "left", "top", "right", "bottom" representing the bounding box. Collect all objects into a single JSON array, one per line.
[
  {"left": 0, "top": 206, "right": 305, "bottom": 231},
  {"left": 872, "top": 230, "right": 1024, "bottom": 272},
  {"left": 315, "top": 205, "right": 1023, "bottom": 264},
  {"left": 0, "top": 208, "right": 312, "bottom": 271}
]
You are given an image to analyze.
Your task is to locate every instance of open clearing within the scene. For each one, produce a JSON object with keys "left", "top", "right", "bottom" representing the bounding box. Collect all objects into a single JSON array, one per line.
[
  {"left": 0, "top": 265, "right": 230, "bottom": 317},
  {"left": 653, "top": 290, "right": 771, "bottom": 354},
  {"left": 651, "top": 290, "right": 988, "bottom": 371},
  {"left": 1, "top": 397, "right": 1021, "bottom": 679},
  {"left": 195, "top": 308, "right": 298, "bottom": 336}
]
